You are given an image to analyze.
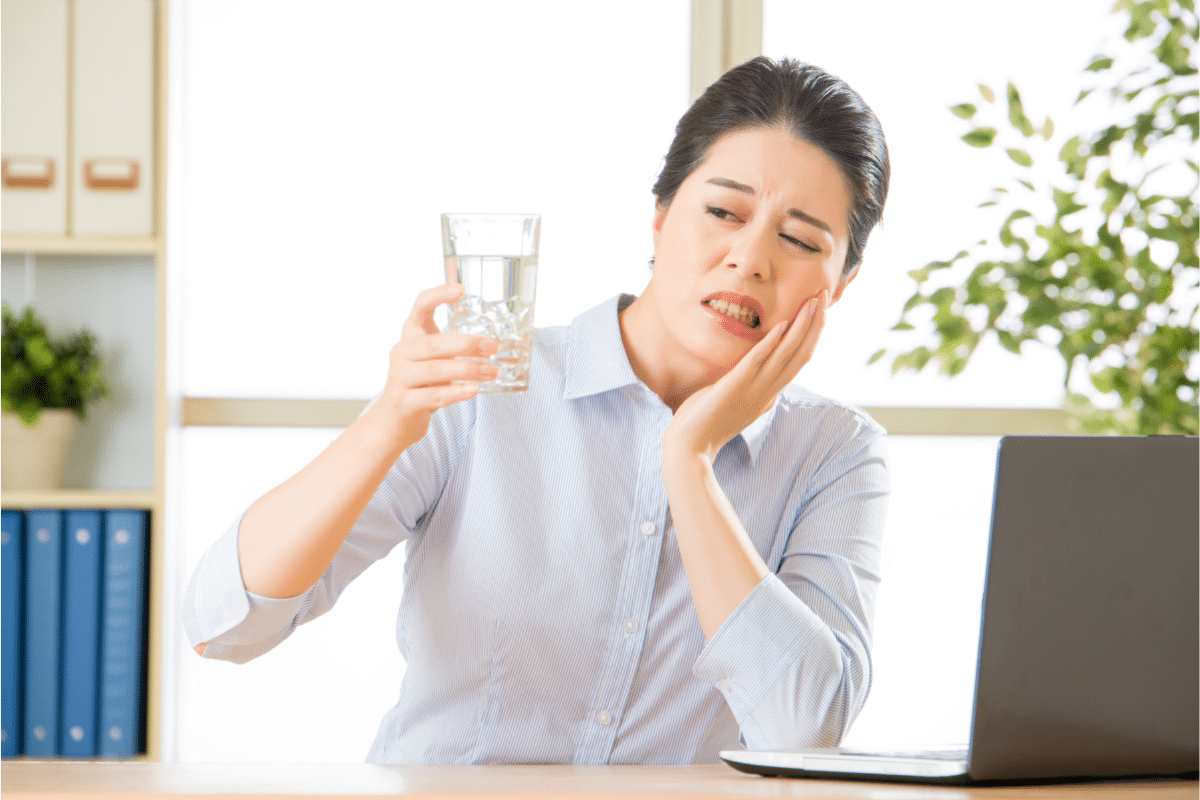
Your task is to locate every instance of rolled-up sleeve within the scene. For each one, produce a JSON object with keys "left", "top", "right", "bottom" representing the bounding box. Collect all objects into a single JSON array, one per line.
[
  {"left": 182, "top": 514, "right": 311, "bottom": 664},
  {"left": 692, "top": 416, "right": 889, "bottom": 750}
]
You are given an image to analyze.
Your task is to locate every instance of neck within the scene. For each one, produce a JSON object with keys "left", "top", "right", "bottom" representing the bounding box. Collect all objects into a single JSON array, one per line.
[{"left": 618, "top": 292, "right": 726, "bottom": 412}]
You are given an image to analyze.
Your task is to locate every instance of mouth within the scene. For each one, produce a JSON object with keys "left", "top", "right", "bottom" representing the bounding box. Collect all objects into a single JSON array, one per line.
[{"left": 702, "top": 293, "right": 762, "bottom": 330}]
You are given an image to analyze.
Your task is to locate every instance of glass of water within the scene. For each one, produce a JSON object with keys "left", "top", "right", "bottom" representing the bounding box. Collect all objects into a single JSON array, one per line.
[{"left": 441, "top": 213, "right": 541, "bottom": 392}]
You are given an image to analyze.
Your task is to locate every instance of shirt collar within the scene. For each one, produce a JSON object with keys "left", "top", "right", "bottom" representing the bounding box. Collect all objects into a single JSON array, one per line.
[
  {"left": 562, "top": 294, "right": 642, "bottom": 400},
  {"left": 736, "top": 397, "right": 779, "bottom": 465},
  {"left": 562, "top": 293, "right": 777, "bottom": 465}
]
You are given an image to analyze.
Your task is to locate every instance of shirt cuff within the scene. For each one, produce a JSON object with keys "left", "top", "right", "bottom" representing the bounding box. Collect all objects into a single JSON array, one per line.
[
  {"left": 182, "top": 514, "right": 307, "bottom": 650},
  {"left": 691, "top": 573, "right": 824, "bottom": 720}
]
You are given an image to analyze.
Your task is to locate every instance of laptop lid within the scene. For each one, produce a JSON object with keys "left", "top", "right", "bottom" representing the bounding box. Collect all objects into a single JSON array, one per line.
[
  {"left": 966, "top": 435, "right": 1198, "bottom": 781},
  {"left": 721, "top": 435, "right": 1199, "bottom": 784}
]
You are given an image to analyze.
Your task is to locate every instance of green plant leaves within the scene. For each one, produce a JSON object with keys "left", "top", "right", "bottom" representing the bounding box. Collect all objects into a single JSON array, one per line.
[
  {"left": 1, "top": 302, "right": 109, "bottom": 423},
  {"left": 24, "top": 337, "right": 55, "bottom": 371},
  {"left": 962, "top": 127, "right": 998, "bottom": 147},
  {"left": 874, "top": 0, "right": 1199, "bottom": 435},
  {"left": 1059, "top": 135, "right": 1089, "bottom": 178},
  {"left": 1007, "top": 82, "right": 1036, "bottom": 136},
  {"left": 1006, "top": 148, "right": 1034, "bottom": 167}
]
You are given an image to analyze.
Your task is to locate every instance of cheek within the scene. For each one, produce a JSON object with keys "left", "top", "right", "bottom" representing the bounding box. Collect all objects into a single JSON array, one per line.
[
  {"left": 659, "top": 223, "right": 724, "bottom": 273},
  {"left": 784, "top": 261, "right": 839, "bottom": 305}
]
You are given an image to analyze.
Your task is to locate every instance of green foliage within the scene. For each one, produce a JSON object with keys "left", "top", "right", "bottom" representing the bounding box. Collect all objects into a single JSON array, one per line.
[
  {"left": 876, "top": 0, "right": 1199, "bottom": 435},
  {"left": 1, "top": 303, "right": 109, "bottom": 426}
]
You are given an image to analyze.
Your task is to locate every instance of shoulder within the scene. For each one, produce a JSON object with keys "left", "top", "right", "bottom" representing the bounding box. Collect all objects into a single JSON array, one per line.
[
  {"left": 775, "top": 383, "right": 886, "bottom": 441},
  {"left": 529, "top": 321, "right": 571, "bottom": 387},
  {"left": 766, "top": 385, "right": 890, "bottom": 493},
  {"left": 534, "top": 320, "right": 571, "bottom": 353}
]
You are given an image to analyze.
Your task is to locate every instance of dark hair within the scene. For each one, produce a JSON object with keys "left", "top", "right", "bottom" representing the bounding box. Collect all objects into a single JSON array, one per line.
[{"left": 652, "top": 56, "right": 890, "bottom": 279}]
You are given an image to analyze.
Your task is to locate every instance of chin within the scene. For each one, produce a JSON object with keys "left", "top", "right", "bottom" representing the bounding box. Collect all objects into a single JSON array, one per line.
[{"left": 688, "top": 334, "right": 749, "bottom": 374}]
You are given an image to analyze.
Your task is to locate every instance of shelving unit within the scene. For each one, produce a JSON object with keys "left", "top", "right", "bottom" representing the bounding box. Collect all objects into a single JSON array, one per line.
[
  {"left": 1, "top": 490, "right": 157, "bottom": 510},
  {"left": 1, "top": 0, "right": 167, "bottom": 761},
  {"left": 0, "top": 236, "right": 159, "bottom": 256}
]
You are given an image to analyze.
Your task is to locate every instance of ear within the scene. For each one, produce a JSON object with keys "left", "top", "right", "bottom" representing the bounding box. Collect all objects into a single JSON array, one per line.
[
  {"left": 651, "top": 197, "right": 668, "bottom": 248},
  {"left": 830, "top": 268, "right": 858, "bottom": 305}
]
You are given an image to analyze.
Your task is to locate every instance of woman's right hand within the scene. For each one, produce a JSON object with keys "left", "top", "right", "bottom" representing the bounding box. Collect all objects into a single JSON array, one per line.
[{"left": 380, "top": 283, "right": 499, "bottom": 448}]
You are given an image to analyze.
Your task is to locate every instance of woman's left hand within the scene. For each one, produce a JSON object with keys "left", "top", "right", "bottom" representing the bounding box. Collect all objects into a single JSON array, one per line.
[{"left": 665, "top": 289, "right": 829, "bottom": 460}]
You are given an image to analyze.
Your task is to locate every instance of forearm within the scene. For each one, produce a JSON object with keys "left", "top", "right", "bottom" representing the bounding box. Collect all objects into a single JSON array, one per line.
[
  {"left": 692, "top": 573, "right": 872, "bottom": 749},
  {"left": 662, "top": 446, "right": 768, "bottom": 640},
  {"left": 237, "top": 398, "right": 415, "bottom": 599}
]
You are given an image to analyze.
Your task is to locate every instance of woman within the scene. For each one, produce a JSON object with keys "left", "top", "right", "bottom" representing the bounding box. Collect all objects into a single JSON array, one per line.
[{"left": 185, "top": 56, "right": 891, "bottom": 764}]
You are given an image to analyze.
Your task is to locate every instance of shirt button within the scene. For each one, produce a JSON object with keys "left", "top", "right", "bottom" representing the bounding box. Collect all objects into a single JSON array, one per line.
[
  {"left": 623, "top": 619, "right": 638, "bottom": 633},
  {"left": 221, "top": 606, "right": 234, "bottom": 623},
  {"left": 640, "top": 522, "right": 655, "bottom": 536},
  {"left": 595, "top": 710, "right": 612, "bottom": 726},
  {"left": 718, "top": 678, "right": 732, "bottom": 691}
]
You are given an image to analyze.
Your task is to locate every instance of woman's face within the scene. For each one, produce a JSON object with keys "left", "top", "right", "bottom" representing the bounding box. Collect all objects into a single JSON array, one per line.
[{"left": 647, "top": 125, "right": 854, "bottom": 373}]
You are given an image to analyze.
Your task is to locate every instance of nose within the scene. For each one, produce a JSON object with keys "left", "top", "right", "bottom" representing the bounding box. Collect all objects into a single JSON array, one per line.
[{"left": 724, "top": 222, "right": 771, "bottom": 281}]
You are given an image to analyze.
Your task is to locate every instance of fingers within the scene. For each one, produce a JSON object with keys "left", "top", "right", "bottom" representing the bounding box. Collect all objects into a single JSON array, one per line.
[
  {"left": 768, "top": 290, "right": 828, "bottom": 382},
  {"left": 736, "top": 290, "right": 827, "bottom": 393},
  {"left": 400, "top": 382, "right": 482, "bottom": 413},
  {"left": 383, "top": 353, "right": 496, "bottom": 423},
  {"left": 398, "top": 354, "right": 500, "bottom": 389},
  {"left": 394, "top": 331, "right": 501, "bottom": 363},
  {"left": 403, "top": 283, "right": 467, "bottom": 338}
]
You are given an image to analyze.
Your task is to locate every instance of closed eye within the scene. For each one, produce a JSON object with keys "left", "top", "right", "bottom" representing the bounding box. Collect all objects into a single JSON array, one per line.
[
  {"left": 782, "top": 233, "right": 819, "bottom": 253},
  {"left": 705, "top": 205, "right": 741, "bottom": 222}
]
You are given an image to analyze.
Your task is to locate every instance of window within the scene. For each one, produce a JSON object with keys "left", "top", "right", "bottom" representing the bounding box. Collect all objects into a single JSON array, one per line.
[
  {"left": 762, "top": 0, "right": 1123, "bottom": 408},
  {"left": 168, "top": 0, "right": 690, "bottom": 762}
]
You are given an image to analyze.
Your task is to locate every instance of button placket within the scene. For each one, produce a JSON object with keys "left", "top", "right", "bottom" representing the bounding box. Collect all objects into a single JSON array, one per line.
[{"left": 576, "top": 397, "right": 669, "bottom": 764}]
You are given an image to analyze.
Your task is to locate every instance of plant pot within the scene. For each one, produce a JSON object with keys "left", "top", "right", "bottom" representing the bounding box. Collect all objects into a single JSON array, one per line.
[{"left": 1, "top": 409, "right": 80, "bottom": 490}]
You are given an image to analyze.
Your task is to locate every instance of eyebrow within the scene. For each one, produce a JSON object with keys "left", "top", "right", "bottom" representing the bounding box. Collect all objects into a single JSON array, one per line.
[{"left": 706, "top": 176, "right": 833, "bottom": 235}]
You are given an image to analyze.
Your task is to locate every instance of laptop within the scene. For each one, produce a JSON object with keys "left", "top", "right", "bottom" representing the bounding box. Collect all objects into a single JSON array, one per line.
[{"left": 722, "top": 435, "right": 1199, "bottom": 785}]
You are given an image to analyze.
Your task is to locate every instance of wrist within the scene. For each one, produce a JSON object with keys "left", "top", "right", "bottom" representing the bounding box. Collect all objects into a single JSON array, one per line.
[
  {"left": 663, "top": 418, "right": 721, "bottom": 465},
  {"left": 363, "top": 394, "right": 423, "bottom": 458},
  {"left": 661, "top": 437, "right": 715, "bottom": 492}
]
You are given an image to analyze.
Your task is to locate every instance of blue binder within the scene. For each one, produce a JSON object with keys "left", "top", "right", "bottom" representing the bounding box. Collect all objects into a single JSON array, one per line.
[
  {"left": 23, "top": 509, "right": 64, "bottom": 758},
  {"left": 1, "top": 509, "right": 24, "bottom": 757},
  {"left": 98, "top": 510, "right": 148, "bottom": 758},
  {"left": 60, "top": 510, "right": 104, "bottom": 758}
]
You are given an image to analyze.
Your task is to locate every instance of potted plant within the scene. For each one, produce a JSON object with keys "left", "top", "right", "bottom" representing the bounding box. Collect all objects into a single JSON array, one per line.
[{"left": 2, "top": 302, "right": 109, "bottom": 490}]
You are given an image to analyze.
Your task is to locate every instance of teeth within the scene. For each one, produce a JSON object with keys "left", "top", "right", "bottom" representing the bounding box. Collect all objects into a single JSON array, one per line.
[{"left": 705, "top": 299, "right": 760, "bottom": 328}]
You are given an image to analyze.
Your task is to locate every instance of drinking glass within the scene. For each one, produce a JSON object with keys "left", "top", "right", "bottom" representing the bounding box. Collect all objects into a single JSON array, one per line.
[{"left": 441, "top": 213, "right": 541, "bottom": 392}]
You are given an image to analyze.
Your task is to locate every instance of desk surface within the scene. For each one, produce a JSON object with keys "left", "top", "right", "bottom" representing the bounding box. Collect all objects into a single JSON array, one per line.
[{"left": 1, "top": 762, "right": 1196, "bottom": 800}]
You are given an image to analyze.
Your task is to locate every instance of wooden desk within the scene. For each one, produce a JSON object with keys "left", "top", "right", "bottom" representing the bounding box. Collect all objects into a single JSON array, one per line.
[{"left": 1, "top": 762, "right": 1195, "bottom": 800}]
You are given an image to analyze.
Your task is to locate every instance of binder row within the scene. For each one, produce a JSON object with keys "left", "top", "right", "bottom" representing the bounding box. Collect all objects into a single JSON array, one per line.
[{"left": 1, "top": 508, "right": 149, "bottom": 759}]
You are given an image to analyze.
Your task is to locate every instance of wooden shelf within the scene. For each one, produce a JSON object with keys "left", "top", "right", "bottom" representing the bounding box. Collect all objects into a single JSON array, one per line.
[
  {"left": 1, "top": 235, "right": 160, "bottom": 256},
  {"left": 0, "top": 488, "right": 157, "bottom": 510}
]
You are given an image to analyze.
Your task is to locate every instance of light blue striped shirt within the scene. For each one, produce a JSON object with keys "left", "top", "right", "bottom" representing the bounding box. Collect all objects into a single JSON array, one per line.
[{"left": 183, "top": 294, "right": 890, "bottom": 765}]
